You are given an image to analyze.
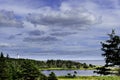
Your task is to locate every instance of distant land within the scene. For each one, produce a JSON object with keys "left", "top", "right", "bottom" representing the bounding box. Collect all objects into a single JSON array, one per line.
[{"left": 75, "top": 60, "right": 105, "bottom": 66}]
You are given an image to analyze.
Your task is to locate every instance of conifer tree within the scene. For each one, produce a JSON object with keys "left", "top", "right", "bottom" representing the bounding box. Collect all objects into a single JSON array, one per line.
[
  {"left": 101, "top": 30, "right": 120, "bottom": 67},
  {"left": 0, "top": 52, "right": 11, "bottom": 80},
  {"left": 20, "top": 61, "right": 40, "bottom": 80},
  {"left": 0, "top": 52, "right": 4, "bottom": 58},
  {"left": 95, "top": 30, "right": 120, "bottom": 75}
]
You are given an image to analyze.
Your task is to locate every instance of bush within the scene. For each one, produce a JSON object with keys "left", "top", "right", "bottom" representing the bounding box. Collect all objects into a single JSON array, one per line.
[{"left": 48, "top": 72, "right": 58, "bottom": 80}]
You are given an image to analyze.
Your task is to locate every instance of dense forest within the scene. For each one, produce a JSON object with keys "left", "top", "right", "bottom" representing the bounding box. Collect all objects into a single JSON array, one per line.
[
  {"left": 0, "top": 52, "right": 95, "bottom": 80},
  {"left": 4, "top": 55, "right": 95, "bottom": 70}
]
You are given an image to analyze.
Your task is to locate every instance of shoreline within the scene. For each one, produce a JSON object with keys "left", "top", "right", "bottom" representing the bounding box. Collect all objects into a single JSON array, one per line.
[
  {"left": 58, "top": 76, "right": 120, "bottom": 80},
  {"left": 40, "top": 67, "right": 97, "bottom": 71}
]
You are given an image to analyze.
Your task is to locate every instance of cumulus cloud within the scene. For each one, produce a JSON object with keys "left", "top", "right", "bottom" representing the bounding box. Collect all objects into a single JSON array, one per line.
[
  {"left": 26, "top": 3, "right": 98, "bottom": 30},
  {"left": 0, "top": 0, "right": 119, "bottom": 60},
  {"left": 0, "top": 10, "right": 23, "bottom": 28}
]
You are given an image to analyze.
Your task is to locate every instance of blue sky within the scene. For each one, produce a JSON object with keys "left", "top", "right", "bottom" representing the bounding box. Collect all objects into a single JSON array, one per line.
[{"left": 0, "top": 0, "right": 120, "bottom": 60}]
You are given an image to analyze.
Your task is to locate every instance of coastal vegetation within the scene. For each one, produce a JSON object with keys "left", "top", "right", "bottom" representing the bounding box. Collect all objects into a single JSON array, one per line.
[{"left": 0, "top": 52, "right": 95, "bottom": 80}]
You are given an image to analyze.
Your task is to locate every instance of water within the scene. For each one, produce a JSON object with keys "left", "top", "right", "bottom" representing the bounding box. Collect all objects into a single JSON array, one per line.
[
  {"left": 42, "top": 70, "right": 99, "bottom": 76},
  {"left": 75, "top": 60, "right": 105, "bottom": 66},
  {"left": 42, "top": 60, "right": 105, "bottom": 76}
]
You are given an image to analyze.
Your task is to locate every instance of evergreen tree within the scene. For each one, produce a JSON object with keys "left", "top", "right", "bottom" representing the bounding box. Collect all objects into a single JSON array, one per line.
[
  {"left": 102, "top": 30, "right": 120, "bottom": 67},
  {"left": 20, "top": 61, "right": 40, "bottom": 80},
  {"left": 0, "top": 52, "right": 4, "bottom": 58},
  {"left": 0, "top": 53, "right": 11, "bottom": 80},
  {"left": 95, "top": 30, "right": 120, "bottom": 75}
]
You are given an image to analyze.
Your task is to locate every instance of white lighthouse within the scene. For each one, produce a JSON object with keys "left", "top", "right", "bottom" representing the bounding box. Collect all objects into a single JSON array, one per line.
[{"left": 17, "top": 53, "right": 20, "bottom": 58}]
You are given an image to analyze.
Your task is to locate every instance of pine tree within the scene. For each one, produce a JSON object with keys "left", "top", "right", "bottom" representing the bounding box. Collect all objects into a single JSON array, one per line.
[
  {"left": 0, "top": 53, "right": 11, "bottom": 80},
  {"left": 101, "top": 30, "right": 120, "bottom": 67},
  {"left": 20, "top": 61, "right": 40, "bottom": 80},
  {"left": 0, "top": 52, "right": 4, "bottom": 58},
  {"left": 95, "top": 30, "right": 120, "bottom": 75}
]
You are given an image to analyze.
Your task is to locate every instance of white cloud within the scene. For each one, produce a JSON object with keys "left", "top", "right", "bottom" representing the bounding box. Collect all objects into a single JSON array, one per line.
[
  {"left": 26, "top": 2, "right": 98, "bottom": 30},
  {"left": 0, "top": 0, "right": 119, "bottom": 60},
  {"left": 0, "top": 10, "right": 23, "bottom": 28},
  {"left": 78, "top": 0, "right": 120, "bottom": 29},
  {"left": 0, "top": 43, "right": 15, "bottom": 47}
]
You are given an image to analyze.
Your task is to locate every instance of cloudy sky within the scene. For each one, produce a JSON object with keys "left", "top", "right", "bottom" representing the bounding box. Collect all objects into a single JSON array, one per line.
[{"left": 0, "top": 0, "right": 120, "bottom": 60}]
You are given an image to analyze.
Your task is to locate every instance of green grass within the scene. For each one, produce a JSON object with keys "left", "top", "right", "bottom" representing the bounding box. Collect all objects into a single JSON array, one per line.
[{"left": 58, "top": 76, "right": 120, "bottom": 80}]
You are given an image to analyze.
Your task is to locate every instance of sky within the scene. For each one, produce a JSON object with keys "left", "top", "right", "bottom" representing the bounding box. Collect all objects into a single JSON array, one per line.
[{"left": 0, "top": 0, "right": 120, "bottom": 60}]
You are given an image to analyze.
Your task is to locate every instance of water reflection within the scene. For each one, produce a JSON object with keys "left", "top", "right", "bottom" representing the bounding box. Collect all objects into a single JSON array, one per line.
[{"left": 42, "top": 70, "right": 99, "bottom": 76}]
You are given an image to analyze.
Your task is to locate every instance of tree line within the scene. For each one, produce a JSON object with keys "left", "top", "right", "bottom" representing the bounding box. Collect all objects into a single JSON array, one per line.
[
  {"left": 45, "top": 60, "right": 95, "bottom": 69},
  {"left": 0, "top": 52, "right": 94, "bottom": 80},
  {"left": 0, "top": 53, "right": 57, "bottom": 80}
]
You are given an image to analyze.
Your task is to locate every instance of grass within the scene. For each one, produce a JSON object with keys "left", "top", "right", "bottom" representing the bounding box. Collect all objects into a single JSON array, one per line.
[{"left": 58, "top": 76, "right": 120, "bottom": 80}]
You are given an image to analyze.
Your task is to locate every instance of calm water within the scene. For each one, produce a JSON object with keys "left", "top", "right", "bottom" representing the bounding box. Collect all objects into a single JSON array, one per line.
[
  {"left": 42, "top": 60, "right": 105, "bottom": 76},
  {"left": 42, "top": 70, "right": 99, "bottom": 76},
  {"left": 75, "top": 60, "right": 105, "bottom": 66}
]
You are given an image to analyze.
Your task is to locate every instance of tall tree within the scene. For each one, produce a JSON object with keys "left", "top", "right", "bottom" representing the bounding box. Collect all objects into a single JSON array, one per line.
[
  {"left": 95, "top": 30, "right": 120, "bottom": 75},
  {"left": 0, "top": 53, "right": 11, "bottom": 80},
  {"left": 0, "top": 52, "right": 4, "bottom": 58},
  {"left": 102, "top": 30, "right": 120, "bottom": 67}
]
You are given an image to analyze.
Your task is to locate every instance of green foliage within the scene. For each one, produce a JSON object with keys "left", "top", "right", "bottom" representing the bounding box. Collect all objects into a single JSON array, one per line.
[
  {"left": 46, "top": 60, "right": 93, "bottom": 69},
  {"left": 94, "top": 66, "right": 111, "bottom": 75},
  {"left": 65, "top": 73, "right": 74, "bottom": 78},
  {"left": 0, "top": 52, "right": 93, "bottom": 80},
  {"left": 101, "top": 30, "right": 120, "bottom": 66},
  {"left": 0, "top": 52, "right": 48, "bottom": 80},
  {"left": 19, "top": 61, "right": 40, "bottom": 80},
  {"left": 0, "top": 53, "right": 12, "bottom": 80},
  {"left": 95, "top": 30, "right": 120, "bottom": 75},
  {"left": 65, "top": 71, "right": 77, "bottom": 78},
  {"left": 48, "top": 72, "right": 58, "bottom": 80},
  {"left": 83, "top": 63, "right": 89, "bottom": 69},
  {"left": 39, "top": 73, "right": 48, "bottom": 80},
  {"left": 0, "top": 52, "right": 4, "bottom": 58}
]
